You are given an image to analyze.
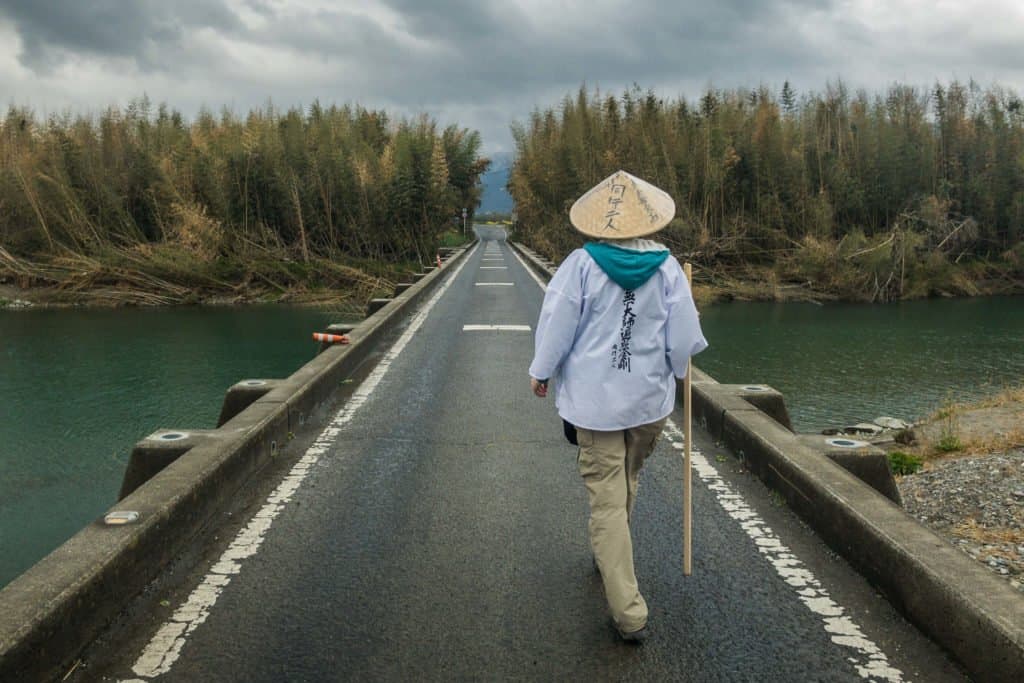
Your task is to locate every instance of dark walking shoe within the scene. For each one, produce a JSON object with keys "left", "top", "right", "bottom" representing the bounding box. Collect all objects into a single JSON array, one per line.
[{"left": 613, "top": 621, "right": 648, "bottom": 643}]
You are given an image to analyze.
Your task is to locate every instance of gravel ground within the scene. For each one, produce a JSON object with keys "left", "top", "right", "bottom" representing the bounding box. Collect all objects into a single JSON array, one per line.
[{"left": 898, "top": 449, "right": 1024, "bottom": 594}]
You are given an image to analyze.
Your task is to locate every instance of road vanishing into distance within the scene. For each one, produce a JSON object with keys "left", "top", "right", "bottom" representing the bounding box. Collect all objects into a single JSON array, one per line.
[{"left": 83, "top": 227, "right": 967, "bottom": 682}]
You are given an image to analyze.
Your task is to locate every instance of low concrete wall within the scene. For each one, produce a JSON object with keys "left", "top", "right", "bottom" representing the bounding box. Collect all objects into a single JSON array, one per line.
[
  {"left": 0, "top": 244, "right": 475, "bottom": 682},
  {"left": 511, "top": 241, "right": 1024, "bottom": 683}
]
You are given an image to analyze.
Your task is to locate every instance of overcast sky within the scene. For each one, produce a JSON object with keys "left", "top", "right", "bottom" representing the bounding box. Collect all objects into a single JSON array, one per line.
[{"left": 1, "top": 0, "right": 1022, "bottom": 155}]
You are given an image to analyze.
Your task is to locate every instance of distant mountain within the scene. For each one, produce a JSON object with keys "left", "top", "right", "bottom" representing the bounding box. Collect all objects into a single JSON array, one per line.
[{"left": 478, "top": 153, "right": 513, "bottom": 213}]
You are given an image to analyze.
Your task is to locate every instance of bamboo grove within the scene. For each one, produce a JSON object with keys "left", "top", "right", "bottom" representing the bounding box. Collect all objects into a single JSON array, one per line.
[
  {"left": 510, "top": 82, "right": 1024, "bottom": 301},
  {"left": 0, "top": 99, "right": 486, "bottom": 304}
]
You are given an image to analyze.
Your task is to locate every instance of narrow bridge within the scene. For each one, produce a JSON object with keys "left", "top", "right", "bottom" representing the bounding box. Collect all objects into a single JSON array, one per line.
[{"left": 4, "top": 227, "right": 1018, "bottom": 681}]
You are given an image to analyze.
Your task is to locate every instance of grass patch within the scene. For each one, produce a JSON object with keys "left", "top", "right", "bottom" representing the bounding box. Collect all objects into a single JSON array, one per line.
[
  {"left": 951, "top": 518, "right": 1024, "bottom": 546},
  {"left": 930, "top": 392, "right": 964, "bottom": 454},
  {"left": 968, "top": 384, "right": 1024, "bottom": 410},
  {"left": 438, "top": 230, "right": 473, "bottom": 248},
  {"left": 917, "top": 384, "right": 1024, "bottom": 457},
  {"left": 888, "top": 451, "right": 924, "bottom": 475},
  {"left": 923, "top": 383, "right": 1024, "bottom": 423},
  {"left": 957, "top": 427, "right": 1024, "bottom": 457}
]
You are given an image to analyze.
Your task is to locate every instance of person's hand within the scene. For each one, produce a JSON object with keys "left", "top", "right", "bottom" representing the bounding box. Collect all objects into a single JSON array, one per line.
[{"left": 530, "top": 377, "right": 548, "bottom": 398}]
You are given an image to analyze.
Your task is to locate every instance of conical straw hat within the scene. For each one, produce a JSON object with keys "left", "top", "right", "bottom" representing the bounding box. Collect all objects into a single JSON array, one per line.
[{"left": 569, "top": 170, "right": 675, "bottom": 239}]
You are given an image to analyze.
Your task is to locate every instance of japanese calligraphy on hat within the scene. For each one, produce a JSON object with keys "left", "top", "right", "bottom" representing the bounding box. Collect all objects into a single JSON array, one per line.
[{"left": 569, "top": 170, "right": 675, "bottom": 239}]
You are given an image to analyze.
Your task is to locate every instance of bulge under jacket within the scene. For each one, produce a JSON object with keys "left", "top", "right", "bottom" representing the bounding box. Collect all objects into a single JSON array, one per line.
[{"left": 529, "top": 239, "right": 708, "bottom": 431}]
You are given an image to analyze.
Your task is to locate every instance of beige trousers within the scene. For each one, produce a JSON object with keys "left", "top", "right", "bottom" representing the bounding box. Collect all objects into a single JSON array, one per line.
[{"left": 576, "top": 418, "right": 666, "bottom": 633}]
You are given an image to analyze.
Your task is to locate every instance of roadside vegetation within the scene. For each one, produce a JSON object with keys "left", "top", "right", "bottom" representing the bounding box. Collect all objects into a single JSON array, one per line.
[
  {"left": 510, "top": 81, "right": 1024, "bottom": 303},
  {"left": 887, "top": 451, "right": 923, "bottom": 476},
  {"left": 437, "top": 229, "right": 475, "bottom": 248},
  {"left": 913, "top": 385, "right": 1024, "bottom": 459},
  {"left": 897, "top": 385, "right": 1024, "bottom": 588},
  {"left": 0, "top": 98, "right": 488, "bottom": 306}
]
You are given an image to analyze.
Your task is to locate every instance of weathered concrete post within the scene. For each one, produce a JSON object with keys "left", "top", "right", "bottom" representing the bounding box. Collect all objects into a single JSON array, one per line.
[
  {"left": 366, "top": 298, "right": 392, "bottom": 316},
  {"left": 797, "top": 435, "right": 902, "bottom": 504},
  {"left": 218, "top": 379, "right": 282, "bottom": 426},
  {"left": 119, "top": 430, "right": 217, "bottom": 500}
]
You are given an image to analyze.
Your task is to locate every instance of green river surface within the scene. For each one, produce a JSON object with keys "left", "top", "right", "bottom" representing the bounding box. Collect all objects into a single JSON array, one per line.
[{"left": 2, "top": 296, "right": 1024, "bottom": 588}]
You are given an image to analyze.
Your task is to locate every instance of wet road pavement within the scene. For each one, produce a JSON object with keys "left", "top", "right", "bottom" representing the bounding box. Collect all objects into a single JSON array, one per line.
[{"left": 93, "top": 227, "right": 968, "bottom": 682}]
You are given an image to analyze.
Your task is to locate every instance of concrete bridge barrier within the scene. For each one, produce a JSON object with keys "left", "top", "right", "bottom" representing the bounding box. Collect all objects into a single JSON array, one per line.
[
  {"left": 510, "top": 241, "right": 1024, "bottom": 683},
  {"left": 0, "top": 242, "right": 476, "bottom": 682}
]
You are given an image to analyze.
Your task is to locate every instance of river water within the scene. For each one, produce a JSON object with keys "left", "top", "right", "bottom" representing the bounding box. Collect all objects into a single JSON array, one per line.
[
  {"left": 2, "top": 296, "right": 1023, "bottom": 588},
  {"left": 1, "top": 306, "right": 342, "bottom": 589},
  {"left": 696, "top": 296, "right": 1024, "bottom": 432}
]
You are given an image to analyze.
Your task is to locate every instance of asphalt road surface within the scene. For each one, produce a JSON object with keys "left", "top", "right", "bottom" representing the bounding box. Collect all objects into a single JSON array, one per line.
[{"left": 88, "top": 226, "right": 968, "bottom": 682}]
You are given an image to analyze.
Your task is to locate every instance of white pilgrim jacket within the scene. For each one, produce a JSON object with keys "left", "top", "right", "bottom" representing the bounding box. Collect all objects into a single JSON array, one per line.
[{"left": 529, "top": 243, "right": 708, "bottom": 431}]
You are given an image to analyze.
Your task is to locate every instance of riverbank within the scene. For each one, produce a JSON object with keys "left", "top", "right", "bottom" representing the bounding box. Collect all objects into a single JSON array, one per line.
[
  {"left": 0, "top": 279, "right": 379, "bottom": 310},
  {"left": 895, "top": 387, "right": 1024, "bottom": 594},
  {"left": 689, "top": 258, "right": 1024, "bottom": 307},
  {"left": 513, "top": 234, "right": 1024, "bottom": 306},
  {"left": 0, "top": 246, "right": 420, "bottom": 310},
  {"left": 0, "top": 230, "right": 478, "bottom": 310},
  {"left": 10, "top": 261, "right": 1021, "bottom": 311}
]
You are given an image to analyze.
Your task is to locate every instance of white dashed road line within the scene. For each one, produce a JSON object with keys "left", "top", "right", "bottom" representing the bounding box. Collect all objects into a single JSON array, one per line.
[
  {"left": 462, "top": 325, "right": 531, "bottom": 331},
  {"left": 475, "top": 282, "right": 514, "bottom": 286},
  {"left": 121, "top": 244, "right": 479, "bottom": 681}
]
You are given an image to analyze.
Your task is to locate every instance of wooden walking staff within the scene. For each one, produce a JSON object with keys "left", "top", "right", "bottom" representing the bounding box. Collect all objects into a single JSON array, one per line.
[{"left": 683, "top": 262, "right": 693, "bottom": 576}]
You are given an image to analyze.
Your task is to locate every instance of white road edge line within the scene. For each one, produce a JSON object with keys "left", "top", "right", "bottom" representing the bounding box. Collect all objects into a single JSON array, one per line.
[
  {"left": 123, "top": 244, "right": 479, "bottom": 681},
  {"left": 661, "top": 422, "right": 904, "bottom": 683},
  {"left": 508, "top": 245, "right": 549, "bottom": 291},
  {"left": 515, "top": 245, "right": 904, "bottom": 683}
]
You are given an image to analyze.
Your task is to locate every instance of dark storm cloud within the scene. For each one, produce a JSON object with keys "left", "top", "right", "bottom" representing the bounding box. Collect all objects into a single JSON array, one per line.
[
  {"left": 0, "top": 0, "right": 838, "bottom": 96},
  {"left": 0, "top": 0, "right": 1021, "bottom": 151},
  {"left": 0, "top": 0, "right": 240, "bottom": 70},
  {"left": 359, "top": 0, "right": 843, "bottom": 102}
]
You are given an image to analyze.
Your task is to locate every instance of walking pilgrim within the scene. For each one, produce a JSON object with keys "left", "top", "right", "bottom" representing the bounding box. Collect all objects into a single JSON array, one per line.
[{"left": 529, "top": 170, "right": 708, "bottom": 641}]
